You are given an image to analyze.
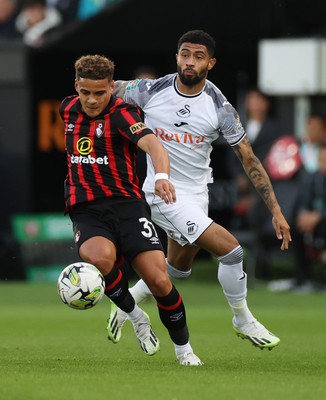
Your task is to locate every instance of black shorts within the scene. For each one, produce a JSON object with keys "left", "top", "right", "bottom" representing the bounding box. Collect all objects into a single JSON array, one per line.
[{"left": 69, "top": 197, "right": 164, "bottom": 264}]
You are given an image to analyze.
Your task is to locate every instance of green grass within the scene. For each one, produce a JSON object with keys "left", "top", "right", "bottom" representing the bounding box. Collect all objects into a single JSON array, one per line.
[{"left": 1, "top": 264, "right": 326, "bottom": 400}]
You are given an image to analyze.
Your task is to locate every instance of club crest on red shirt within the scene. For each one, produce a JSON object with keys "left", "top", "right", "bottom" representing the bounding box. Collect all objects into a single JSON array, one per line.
[{"left": 95, "top": 120, "right": 105, "bottom": 138}]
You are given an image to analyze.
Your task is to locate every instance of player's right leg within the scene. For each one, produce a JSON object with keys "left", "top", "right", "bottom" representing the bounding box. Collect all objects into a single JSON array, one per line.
[
  {"left": 80, "top": 246, "right": 160, "bottom": 355},
  {"left": 71, "top": 206, "right": 160, "bottom": 357},
  {"left": 107, "top": 300, "right": 128, "bottom": 343}
]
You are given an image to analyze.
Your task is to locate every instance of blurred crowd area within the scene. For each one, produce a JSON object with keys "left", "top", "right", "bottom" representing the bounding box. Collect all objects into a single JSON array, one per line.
[
  {"left": 0, "top": 0, "right": 124, "bottom": 47},
  {"left": 214, "top": 89, "right": 326, "bottom": 293}
]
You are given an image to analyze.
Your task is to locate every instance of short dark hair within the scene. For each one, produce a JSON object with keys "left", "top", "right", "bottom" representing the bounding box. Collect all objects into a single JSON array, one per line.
[
  {"left": 177, "top": 30, "right": 216, "bottom": 57},
  {"left": 74, "top": 54, "right": 115, "bottom": 81}
]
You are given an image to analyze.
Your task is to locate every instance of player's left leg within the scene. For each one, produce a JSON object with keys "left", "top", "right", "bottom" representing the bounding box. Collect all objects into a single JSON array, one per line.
[
  {"left": 126, "top": 240, "right": 199, "bottom": 304},
  {"left": 107, "top": 193, "right": 209, "bottom": 350},
  {"left": 108, "top": 252, "right": 203, "bottom": 365},
  {"left": 108, "top": 199, "right": 202, "bottom": 365},
  {"left": 108, "top": 250, "right": 203, "bottom": 366},
  {"left": 78, "top": 237, "right": 160, "bottom": 356},
  {"left": 131, "top": 250, "right": 203, "bottom": 366},
  {"left": 166, "top": 239, "right": 200, "bottom": 277},
  {"left": 196, "top": 223, "right": 280, "bottom": 350}
]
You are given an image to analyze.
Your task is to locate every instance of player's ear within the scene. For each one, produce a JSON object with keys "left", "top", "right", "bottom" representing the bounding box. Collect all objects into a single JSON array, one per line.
[
  {"left": 74, "top": 79, "right": 79, "bottom": 92},
  {"left": 208, "top": 57, "right": 216, "bottom": 70}
]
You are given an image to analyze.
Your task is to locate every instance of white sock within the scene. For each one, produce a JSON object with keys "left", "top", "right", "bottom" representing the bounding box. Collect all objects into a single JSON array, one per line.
[
  {"left": 218, "top": 261, "right": 255, "bottom": 326},
  {"left": 129, "top": 279, "right": 152, "bottom": 304},
  {"left": 127, "top": 304, "right": 143, "bottom": 323},
  {"left": 174, "top": 342, "right": 193, "bottom": 358},
  {"left": 129, "top": 259, "right": 191, "bottom": 305},
  {"left": 166, "top": 258, "right": 191, "bottom": 279}
]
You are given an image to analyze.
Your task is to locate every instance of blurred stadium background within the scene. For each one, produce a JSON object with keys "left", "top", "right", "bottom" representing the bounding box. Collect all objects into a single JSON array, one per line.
[{"left": 1, "top": 0, "right": 326, "bottom": 282}]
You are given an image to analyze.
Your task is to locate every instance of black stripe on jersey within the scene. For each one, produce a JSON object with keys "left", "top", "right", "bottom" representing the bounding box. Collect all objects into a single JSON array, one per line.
[
  {"left": 63, "top": 97, "right": 97, "bottom": 208},
  {"left": 60, "top": 95, "right": 153, "bottom": 211}
]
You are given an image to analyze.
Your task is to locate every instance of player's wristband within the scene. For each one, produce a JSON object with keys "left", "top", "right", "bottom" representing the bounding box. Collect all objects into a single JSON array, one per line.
[{"left": 155, "top": 173, "right": 169, "bottom": 181}]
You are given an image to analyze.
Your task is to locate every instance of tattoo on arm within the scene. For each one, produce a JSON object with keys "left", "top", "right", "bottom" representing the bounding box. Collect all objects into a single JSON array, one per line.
[{"left": 233, "top": 138, "right": 278, "bottom": 212}]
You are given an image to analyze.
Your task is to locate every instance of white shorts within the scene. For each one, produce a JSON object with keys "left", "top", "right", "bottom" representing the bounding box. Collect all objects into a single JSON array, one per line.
[{"left": 144, "top": 189, "right": 213, "bottom": 246}]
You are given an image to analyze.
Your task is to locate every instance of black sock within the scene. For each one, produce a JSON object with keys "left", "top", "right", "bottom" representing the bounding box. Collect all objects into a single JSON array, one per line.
[
  {"left": 104, "top": 268, "right": 135, "bottom": 313},
  {"left": 154, "top": 285, "right": 189, "bottom": 345}
]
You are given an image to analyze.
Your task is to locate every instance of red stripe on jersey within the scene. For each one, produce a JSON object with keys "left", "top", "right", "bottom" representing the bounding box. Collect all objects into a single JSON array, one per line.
[
  {"left": 63, "top": 97, "right": 79, "bottom": 207},
  {"left": 104, "top": 112, "right": 134, "bottom": 198},
  {"left": 88, "top": 118, "right": 113, "bottom": 197},
  {"left": 61, "top": 95, "right": 148, "bottom": 208},
  {"left": 156, "top": 294, "right": 183, "bottom": 311},
  {"left": 64, "top": 97, "right": 95, "bottom": 207},
  {"left": 122, "top": 137, "right": 142, "bottom": 198},
  {"left": 70, "top": 113, "right": 95, "bottom": 204},
  {"left": 119, "top": 107, "right": 143, "bottom": 198}
]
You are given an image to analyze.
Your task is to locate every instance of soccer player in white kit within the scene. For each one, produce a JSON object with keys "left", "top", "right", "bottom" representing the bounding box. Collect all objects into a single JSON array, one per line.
[{"left": 107, "top": 30, "right": 292, "bottom": 356}]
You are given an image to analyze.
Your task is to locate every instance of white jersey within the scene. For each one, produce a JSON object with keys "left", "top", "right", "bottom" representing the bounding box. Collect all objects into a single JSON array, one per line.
[{"left": 122, "top": 73, "right": 246, "bottom": 195}]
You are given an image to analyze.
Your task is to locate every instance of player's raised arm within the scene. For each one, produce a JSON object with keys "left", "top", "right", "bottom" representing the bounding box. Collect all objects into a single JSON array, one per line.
[
  {"left": 137, "top": 134, "right": 176, "bottom": 205},
  {"left": 232, "top": 136, "right": 292, "bottom": 250}
]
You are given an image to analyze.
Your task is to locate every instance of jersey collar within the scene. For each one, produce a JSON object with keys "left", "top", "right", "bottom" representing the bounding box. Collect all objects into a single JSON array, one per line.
[{"left": 173, "top": 74, "right": 206, "bottom": 98}]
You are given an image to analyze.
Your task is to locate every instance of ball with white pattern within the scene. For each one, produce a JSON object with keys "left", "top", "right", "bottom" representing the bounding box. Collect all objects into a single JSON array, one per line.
[{"left": 57, "top": 262, "right": 105, "bottom": 310}]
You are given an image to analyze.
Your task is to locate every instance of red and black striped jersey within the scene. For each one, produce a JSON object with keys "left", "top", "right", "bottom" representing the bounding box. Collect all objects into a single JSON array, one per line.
[{"left": 59, "top": 94, "right": 153, "bottom": 212}]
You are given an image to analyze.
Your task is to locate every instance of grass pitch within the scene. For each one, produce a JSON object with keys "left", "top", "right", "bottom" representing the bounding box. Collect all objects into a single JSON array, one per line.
[{"left": 1, "top": 263, "right": 326, "bottom": 400}]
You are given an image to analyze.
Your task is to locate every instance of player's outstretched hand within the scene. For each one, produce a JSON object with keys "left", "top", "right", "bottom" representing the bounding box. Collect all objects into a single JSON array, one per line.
[
  {"left": 155, "top": 179, "right": 176, "bottom": 204},
  {"left": 272, "top": 214, "right": 292, "bottom": 250}
]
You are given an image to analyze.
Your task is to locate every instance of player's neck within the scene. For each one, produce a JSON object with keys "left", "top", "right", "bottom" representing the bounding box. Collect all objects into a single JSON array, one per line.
[{"left": 176, "top": 76, "right": 206, "bottom": 95}]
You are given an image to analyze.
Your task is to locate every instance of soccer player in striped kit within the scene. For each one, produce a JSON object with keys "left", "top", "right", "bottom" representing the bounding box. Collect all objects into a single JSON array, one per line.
[{"left": 59, "top": 54, "right": 202, "bottom": 366}]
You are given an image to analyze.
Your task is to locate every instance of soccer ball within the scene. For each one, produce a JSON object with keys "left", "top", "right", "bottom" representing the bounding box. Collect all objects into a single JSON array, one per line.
[{"left": 57, "top": 262, "right": 105, "bottom": 310}]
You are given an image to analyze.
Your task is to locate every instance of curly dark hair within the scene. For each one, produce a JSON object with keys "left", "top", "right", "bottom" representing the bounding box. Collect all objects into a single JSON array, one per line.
[
  {"left": 74, "top": 54, "right": 115, "bottom": 81},
  {"left": 177, "top": 30, "right": 216, "bottom": 57}
]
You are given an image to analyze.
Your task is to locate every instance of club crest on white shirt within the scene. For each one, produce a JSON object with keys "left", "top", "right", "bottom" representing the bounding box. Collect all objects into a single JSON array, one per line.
[{"left": 176, "top": 104, "right": 191, "bottom": 118}]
